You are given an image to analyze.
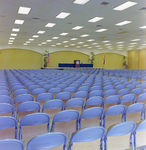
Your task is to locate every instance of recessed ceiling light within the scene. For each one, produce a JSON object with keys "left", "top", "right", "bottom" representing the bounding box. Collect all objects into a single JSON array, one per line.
[
  {"left": 96, "top": 29, "right": 107, "bottom": 32},
  {"left": 83, "top": 45, "right": 88, "bottom": 47},
  {"left": 92, "top": 43, "right": 98, "bottom": 45},
  {"left": 113, "top": 1, "right": 137, "bottom": 11},
  {"left": 18, "top": 6, "right": 31, "bottom": 14},
  {"left": 42, "top": 42, "right": 46, "bottom": 44},
  {"left": 72, "top": 26, "right": 83, "bottom": 30},
  {"left": 60, "top": 33, "right": 68, "bottom": 36},
  {"left": 12, "top": 28, "right": 20, "bottom": 32},
  {"left": 131, "top": 39, "right": 140, "bottom": 41},
  {"left": 14, "top": 19, "right": 24, "bottom": 24},
  {"left": 9, "top": 40, "right": 14, "bottom": 42},
  {"left": 11, "top": 34, "right": 17, "bottom": 36},
  {"left": 56, "top": 43, "right": 62, "bottom": 45},
  {"left": 23, "top": 43, "right": 28, "bottom": 45},
  {"left": 78, "top": 42, "right": 84, "bottom": 44},
  {"left": 88, "top": 17, "right": 103, "bottom": 22},
  {"left": 98, "top": 48, "right": 103, "bottom": 49},
  {"left": 52, "top": 37, "right": 59, "bottom": 39},
  {"left": 33, "top": 35, "right": 39, "bottom": 38},
  {"left": 64, "top": 45, "right": 69, "bottom": 47},
  {"left": 102, "top": 40, "right": 110, "bottom": 43},
  {"left": 142, "top": 44, "right": 146, "bottom": 46},
  {"left": 73, "top": 0, "right": 90, "bottom": 5},
  {"left": 26, "top": 41, "right": 30, "bottom": 43},
  {"left": 139, "top": 26, "right": 146, "bottom": 29},
  {"left": 9, "top": 37, "right": 15, "bottom": 40},
  {"left": 8, "top": 43, "right": 12, "bottom": 44},
  {"left": 56, "top": 12, "right": 70, "bottom": 19},
  {"left": 129, "top": 43, "right": 137, "bottom": 44},
  {"left": 63, "top": 41, "right": 69, "bottom": 43},
  {"left": 46, "top": 40, "right": 52, "bottom": 42},
  {"left": 76, "top": 46, "right": 81, "bottom": 48},
  {"left": 29, "top": 39, "right": 34, "bottom": 41},
  {"left": 117, "top": 45, "right": 123, "bottom": 46},
  {"left": 116, "top": 21, "right": 132, "bottom": 26},
  {"left": 88, "top": 47, "right": 92, "bottom": 48},
  {"left": 51, "top": 45, "right": 56, "bottom": 47},
  {"left": 38, "top": 44, "right": 42, "bottom": 46},
  {"left": 117, "top": 41, "right": 124, "bottom": 44},
  {"left": 37, "top": 31, "right": 45, "bottom": 34},
  {"left": 45, "top": 23, "right": 56, "bottom": 27},
  {"left": 95, "top": 45, "right": 100, "bottom": 47},
  {"left": 70, "top": 44, "right": 76, "bottom": 46},
  {"left": 105, "top": 43, "right": 111, "bottom": 45},
  {"left": 80, "top": 34, "right": 89, "bottom": 37},
  {"left": 87, "top": 39, "right": 94, "bottom": 42},
  {"left": 70, "top": 38, "right": 78, "bottom": 40}
]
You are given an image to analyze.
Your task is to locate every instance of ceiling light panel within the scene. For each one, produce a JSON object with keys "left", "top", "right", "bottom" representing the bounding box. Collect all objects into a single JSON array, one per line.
[
  {"left": 37, "top": 31, "right": 45, "bottom": 34},
  {"left": 33, "top": 35, "right": 39, "bottom": 38},
  {"left": 45, "top": 23, "right": 56, "bottom": 27},
  {"left": 14, "top": 19, "right": 24, "bottom": 24},
  {"left": 87, "top": 39, "right": 94, "bottom": 41},
  {"left": 73, "top": 0, "right": 90, "bottom": 5},
  {"left": 9, "top": 37, "right": 15, "bottom": 40},
  {"left": 131, "top": 39, "right": 140, "bottom": 41},
  {"left": 18, "top": 6, "right": 31, "bottom": 14},
  {"left": 96, "top": 29, "right": 107, "bottom": 32},
  {"left": 113, "top": 1, "right": 137, "bottom": 11},
  {"left": 115, "top": 21, "right": 132, "bottom": 26},
  {"left": 52, "top": 37, "right": 59, "bottom": 39},
  {"left": 56, "top": 12, "right": 70, "bottom": 19},
  {"left": 11, "top": 34, "right": 17, "bottom": 36},
  {"left": 139, "top": 26, "right": 146, "bottom": 29},
  {"left": 88, "top": 17, "right": 103, "bottom": 22},
  {"left": 70, "top": 38, "right": 78, "bottom": 40},
  {"left": 72, "top": 26, "right": 83, "bottom": 30},
  {"left": 80, "top": 34, "right": 89, "bottom": 37},
  {"left": 60, "top": 33, "right": 68, "bottom": 36},
  {"left": 46, "top": 40, "right": 52, "bottom": 42},
  {"left": 12, "top": 28, "right": 20, "bottom": 32}
]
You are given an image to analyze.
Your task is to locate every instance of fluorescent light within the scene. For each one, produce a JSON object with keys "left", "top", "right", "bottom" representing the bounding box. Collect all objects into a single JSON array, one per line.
[
  {"left": 38, "top": 44, "right": 42, "bottom": 46},
  {"left": 95, "top": 45, "right": 100, "bottom": 47},
  {"left": 23, "top": 43, "right": 28, "bottom": 45},
  {"left": 92, "top": 43, "right": 98, "bottom": 45},
  {"left": 12, "top": 28, "right": 20, "bottom": 32},
  {"left": 115, "top": 21, "right": 132, "bottom": 26},
  {"left": 80, "top": 34, "right": 89, "bottom": 37},
  {"left": 11, "top": 34, "right": 17, "bottom": 36},
  {"left": 42, "top": 42, "right": 46, "bottom": 44},
  {"left": 88, "top": 17, "right": 103, "bottom": 22},
  {"left": 18, "top": 6, "right": 31, "bottom": 14},
  {"left": 117, "top": 41, "right": 124, "bottom": 44},
  {"left": 105, "top": 43, "right": 111, "bottom": 46},
  {"left": 129, "top": 43, "right": 137, "bottom": 44},
  {"left": 9, "top": 40, "right": 14, "bottom": 42},
  {"left": 52, "top": 37, "right": 59, "bottom": 39},
  {"left": 117, "top": 45, "right": 123, "bottom": 46},
  {"left": 60, "top": 33, "right": 68, "bottom": 36},
  {"left": 131, "top": 39, "right": 140, "bottom": 41},
  {"left": 76, "top": 46, "right": 81, "bottom": 48},
  {"left": 63, "top": 41, "right": 68, "bottom": 43},
  {"left": 56, "top": 12, "right": 70, "bottom": 19},
  {"left": 72, "top": 26, "right": 83, "bottom": 30},
  {"left": 56, "top": 43, "right": 62, "bottom": 45},
  {"left": 9, "top": 37, "right": 15, "bottom": 40},
  {"left": 8, "top": 43, "right": 12, "bottom": 44},
  {"left": 29, "top": 39, "right": 34, "bottom": 41},
  {"left": 45, "top": 23, "right": 56, "bottom": 27},
  {"left": 71, "top": 44, "right": 76, "bottom": 46},
  {"left": 33, "top": 35, "right": 39, "bottom": 38},
  {"left": 51, "top": 45, "right": 56, "bottom": 47},
  {"left": 78, "top": 42, "right": 84, "bottom": 44},
  {"left": 14, "top": 19, "right": 24, "bottom": 24},
  {"left": 96, "top": 29, "right": 107, "bottom": 32},
  {"left": 70, "top": 38, "right": 78, "bottom": 40},
  {"left": 98, "top": 48, "right": 103, "bottom": 49},
  {"left": 37, "top": 31, "right": 45, "bottom": 34},
  {"left": 73, "top": 0, "right": 90, "bottom": 5},
  {"left": 139, "top": 26, "right": 146, "bottom": 29},
  {"left": 88, "top": 47, "right": 92, "bottom": 48},
  {"left": 87, "top": 39, "right": 94, "bottom": 42},
  {"left": 113, "top": 1, "right": 137, "bottom": 11},
  {"left": 102, "top": 40, "right": 110, "bottom": 43},
  {"left": 46, "top": 40, "right": 52, "bottom": 42},
  {"left": 83, "top": 45, "right": 88, "bottom": 47},
  {"left": 64, "top": 46, "right": 68, "bottom": 47},
  {"left": 26, "top": 41, "right": 30, "bottom": 43}
]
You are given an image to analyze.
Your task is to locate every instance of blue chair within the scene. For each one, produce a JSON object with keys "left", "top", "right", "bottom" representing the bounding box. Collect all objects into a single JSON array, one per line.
[
  {"left": 126, "top": 84, "right": 136, "bottom": 91},
  {"left": 49, "top": 87, "right": 62, "bottom": 98},
  {"left": 69, "top": 83, "right": 80, "bottom": 89},
  {"left": 104, "top": 121, "right": 136, "bottom": 150},
  {"left": 103, "top": 89, "right": 117, "bottom": 99},
  {"left": 123, "top": 103, "right": 145, "bottom": 122},
  {"left": 137, "top": 84, "right": 146, "bottom": 89},
  {"left": 43, "top": 84, "right": 55, "bottom": 92},
  {"left": 51, "top": 110, "right": 79, "bottom": 133},
  {"left": 19, "top": 113, "right": 50, "bottom": 140},
  {"left": 26, "top": 132, "right": 67, "bottom": 150},
  {"left": 42, "top": 99, "right": 64, "bottom": 118},
  {"left": 89, "top": 86, "right": 102, "bottom": 92},
  {"left": 27, "top": 85, "right": 40, "bottom": 92},
  {"left": 0, "top": 139, "right": 25, "bottom": 150},
  {"left": 89, "top": 90, "right": 103, "bottom": 98},
  {"left": 31, "top": 88, "right": 46, "bottom": 96},
  {"left": 63, "top": 87, "right": 76, "bottom": 93},
  {"left": 55, "top": 92, "right": 72, "bottom": 102},
  {"left": 56, "top": 84, "right": 68, "bottom": 90},
  {"left": 38, "top": 82, "right": 47, "bottom": 87},
  {"left": 117, "top": 88, "right": 130, "bottom": 98},
  {"left": 103, "top": 85, "right": 114, "bottom": 92},
  {"left": 0, "top": 86, "right": 9, "bottom": 92},
  {"left": 84, "top": 96, "right": 103, "bottom": 109},
  {"left": 133, "top": 120, "right": 146, "bottom": 150},
  {"left": 68, "top": 126, "right": 105, "bottom": 150},
  {"left": 103, "top": 105, "right": 126, "bottom": 128},
  {"left": 0, "top": 116, "right": 18, "bottom": 139},
  {"left": 77, "top": 86, "right": 90, "bottom": 92},
  {"left": 0, "top": 95, "right": 12, "bottom": 104},
  {"left": 0, "top": 90, "right": 10, "bottom": 96},
  {"left": 0, "top": 103, "right": 14, "bottom": 117},
  {"left": 73, "top": 91, "right": 88, "bottom": 102},
  {"left": 79, "top": 107, "right": 104, "bottom": 129},
  {"left": 11, "top": 85, "right": 25, "bottom": 93},
  {"left": 115, "top": 84, "right": 125, "bottom": 91},
  {"left": 24, "top": 82, "right": 35, "bottom": 88},
  {"left": 13, "top": 89, "right": 29, "bottom": 98},
  {"left": 16, "top": 101, "right": 41, "bottom": 121},
  {"left": 136, "top": 93, "right": 146, "bottom": 103},
  {"left": 64, "top": 98, "right": 84, "bottom": 113}
]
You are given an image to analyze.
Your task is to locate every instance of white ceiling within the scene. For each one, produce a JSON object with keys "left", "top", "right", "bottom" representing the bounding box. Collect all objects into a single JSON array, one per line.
[{"left": 0, "top": 0, "right": 146, "bottom": 53}]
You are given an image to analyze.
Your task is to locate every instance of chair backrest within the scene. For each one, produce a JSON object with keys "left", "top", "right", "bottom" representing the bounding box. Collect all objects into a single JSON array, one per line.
[
  {"left": 90, "top": 86, "right": 102, "bottom": 92},
  {"left": 36, "top": 93, "right": 54, "bottom": 102},
  {"left": 63, "top": 87, "right": 76, "bottom": 93},
  {"left": 0, "top": 90, "right": 10, "bottom": 96},
  {"left": 89, "top": 90, "right": 103, "bottom": 98},
  {"left": 103, "top": 85, "right": 114, "bottom": 91},
  {"left": 131, "top": 88, "right": 143, "bottom": 95},
  {"left": 14, "top": 94, "right": 34, "bottom": 104},
  {"left": 117, "top": 88, "right": 130, "bottom": 96},
  {"left": 120, "top": 94, "right": 136, "bottom": 103},
  {"left": 0, "top": 95, "right": 12, "bottom": 104},
  {"left": 0, "top": 103, "right": 14, "bottom": 117},
  {"left": 73, "top": 91, "right": 88, "bottom": 99},
  {"left": 26, "top": 132, "right": 67, "bottom": 150},
  {"left": 56, "top": 84, "right": 68, "bottom": 89},
  {"left": 77, "top": 86, "right": 90, "bottom": 92},
  {"left": 13, "top": 89, "right": 29, "bottom": 97},
  {"left": 136, "top": 93, "right": 146, "bottom": 103},
  {"left": 0, "top": 86, "right": 9, "bottom": 91},
  {"left": 55, "top": 92, "right": 72, "bottom": 101},
  {"left": 31, "top": 88, "right": 46, "bottom": 95},
  {"left": 0, "top": 116, "right": 18, "bottom": 139},
  {"left": 126, "top": 84, "right": 136, "bottom": 90},
  {"left": 0, "top": 139, "right": 24, "bottom": 150},
  {"left": 103, "top": 89, "right": 117, "bottom": 97},
  {"left": 115, "top": 84, "right": 125, "bottom": 91},
  {"left": 11, "top": 85, "right": 25, "bottom": 93},
  {"left": 104, "top": 95, "right": 120, "bottom": 104},
  {"left": 43, "top": 84, "right": 55, "bottom": 91},
  {"left": 49, "top": 87, "right": 62, "bottom": 94},
  {"left": 68, "top": 126, "right": 105, "bottom": 150},
  {"left": 27, "top": 85, "right": 40, "bottom": 92}
]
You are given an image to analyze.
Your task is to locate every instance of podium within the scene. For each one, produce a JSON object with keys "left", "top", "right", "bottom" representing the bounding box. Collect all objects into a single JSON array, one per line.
[{"left": 74, "top": 60, "right": 80, "bottom": 68}]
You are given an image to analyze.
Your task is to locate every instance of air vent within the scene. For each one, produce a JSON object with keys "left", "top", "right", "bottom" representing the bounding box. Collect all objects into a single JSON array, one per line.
[
  {"left": 0, "top": 14, "right": 5, "bottom": 17},
  {"left": 101, "top": 2, "right": 109, "bottom": 5},
  {"left": 139, "top": 7, "right": 146, "bottom": 10},
  {"left": 117, "top": 31, "right": 128, "bottom": 34},
  {"left": 68, "top": 22, "right": 72, "bottom": 24},
  {"left": 96, "top": 25, "right": 102, "bottom": 27},
  {"left": 31, "top": 18, "right": 40, "bottom": 21}
]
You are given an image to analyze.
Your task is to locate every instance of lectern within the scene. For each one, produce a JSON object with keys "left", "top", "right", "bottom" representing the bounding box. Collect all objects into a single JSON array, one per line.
[{"left": 74, "top": 60, "right": 80, "bottom": 68}]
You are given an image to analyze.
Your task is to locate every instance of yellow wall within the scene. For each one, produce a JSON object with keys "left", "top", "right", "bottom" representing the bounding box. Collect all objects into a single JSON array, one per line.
[
  {"left": 138, "top": 49, "right": 146, "bottom": 69},
  {"left": 94, "top": 53, "right": 125, "bottom": 69},
  {"left": 48, "top": 51, "right": 89, "bottom": 67},
  {"left": 0, "top": 49, "right": 43, "bottom": 69},
  {"left": 128, "top": 50, "right": 139, "bottom": 69}
]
